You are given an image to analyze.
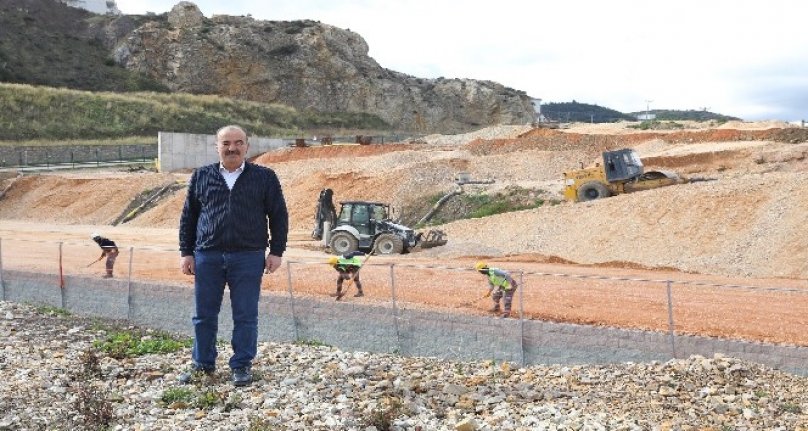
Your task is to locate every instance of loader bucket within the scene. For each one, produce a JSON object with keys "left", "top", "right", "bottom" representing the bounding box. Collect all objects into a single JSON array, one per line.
[{"left": 416, "top": 229, "right": 448, "bottom": 249}]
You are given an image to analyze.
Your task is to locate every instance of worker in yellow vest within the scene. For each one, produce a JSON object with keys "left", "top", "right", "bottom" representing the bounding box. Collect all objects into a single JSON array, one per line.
[
  {"left": 475, "top": 261, "right": 518, "bottom": 318},
  {"left": 328, "top": 251, "right": 365, "bottom": 299}
]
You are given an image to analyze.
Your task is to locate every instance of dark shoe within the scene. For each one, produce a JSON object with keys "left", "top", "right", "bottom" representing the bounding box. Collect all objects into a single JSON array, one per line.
[
  {"left": 102, "top": 274, "right": 113, "bottom": 279},
  {"left": 490, "top": 305, "right": 501, "bottom": 313},
  {"left": 232, "top": 367, "right": 252, "bottom": 387},
  {"left": 177, "top": 366, "right": 214, "bottom": 384},
  {"left": 353, "top": 291, "right": 364, "bottom": 297},
  {"left": 501, "top": 312, "right": 511, "bottom": 318}
]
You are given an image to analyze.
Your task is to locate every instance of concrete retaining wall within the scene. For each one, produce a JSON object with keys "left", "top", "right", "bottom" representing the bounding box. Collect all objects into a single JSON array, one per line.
[
  {"left": 2, "top": 269, "right": 805, "bottom": 376},
  {"left": 158, "top": 132, "right": 287, "bottom": 172}
]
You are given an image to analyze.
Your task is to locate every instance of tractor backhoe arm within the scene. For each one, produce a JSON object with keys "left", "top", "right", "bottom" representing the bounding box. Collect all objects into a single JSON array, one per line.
[
  {"left": 312, "top": 188, "right": 337, "bottom": 240},
  {"left": 416, "top": 185, "right": 463, "bottom": 227}
]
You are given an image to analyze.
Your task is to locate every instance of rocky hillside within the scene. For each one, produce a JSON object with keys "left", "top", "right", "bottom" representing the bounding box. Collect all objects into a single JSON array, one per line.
[
  {"left": 3, "top": 0, "right": 535, "bottom": 133},
  {"left": 0, "top": 0, "right": 165, "bottom": 92}
]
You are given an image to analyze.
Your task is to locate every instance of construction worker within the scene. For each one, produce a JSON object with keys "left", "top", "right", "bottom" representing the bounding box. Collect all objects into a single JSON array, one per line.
[
  {"left": 91, "top": 232, "right": 119, "bottom": 278},
  {"left": 329, "top": 251, "right": 365, "bottom": 299},
  {"left": 475, "top": 261, "right": 518, "bottom": 318}
]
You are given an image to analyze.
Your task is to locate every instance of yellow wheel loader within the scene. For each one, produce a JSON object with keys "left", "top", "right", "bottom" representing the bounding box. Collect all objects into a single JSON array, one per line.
[{"left": 562, "top": 148, "right": 701, "bottom": 202}]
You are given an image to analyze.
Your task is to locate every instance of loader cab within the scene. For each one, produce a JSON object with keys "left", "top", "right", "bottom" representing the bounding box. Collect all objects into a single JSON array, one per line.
[
  {"left": 603, "top": 149, "right": 644, "bottom": 182},
  {"left": 336, "top": 201, "right": 389, "bottom": 236}
]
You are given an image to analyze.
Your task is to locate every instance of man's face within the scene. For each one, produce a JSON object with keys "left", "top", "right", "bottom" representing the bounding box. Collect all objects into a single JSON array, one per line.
[{"left": 216, "top": 128, "right": 248, "bottom": 169}]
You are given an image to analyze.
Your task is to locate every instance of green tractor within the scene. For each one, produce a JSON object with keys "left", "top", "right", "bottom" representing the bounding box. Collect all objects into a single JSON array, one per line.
[{"left": 312, "top": 189, "right": 447, "bottom": 255}]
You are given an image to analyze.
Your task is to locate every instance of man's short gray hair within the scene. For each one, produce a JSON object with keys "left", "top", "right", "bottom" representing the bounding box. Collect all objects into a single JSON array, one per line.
[{"left": 216, "top": 125, "right": 249, "bottom": 140}]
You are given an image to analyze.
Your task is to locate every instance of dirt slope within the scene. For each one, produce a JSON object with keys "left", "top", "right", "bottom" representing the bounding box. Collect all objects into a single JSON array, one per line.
[
  {"left": 433, "top": 171, "right": 808, "bottom": 279},
  {"left": 0, "top": 172, "right": 174, "bottom": 225},
  {"left": 1, "top": 122, "right": 807, "bottom": 280}
]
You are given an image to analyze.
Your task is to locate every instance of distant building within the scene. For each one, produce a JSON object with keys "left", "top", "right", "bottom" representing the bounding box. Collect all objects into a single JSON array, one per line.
[
  {"left": 531, "top": 98, "right": 548, "bottom": 123},
  {"left": 636, "top": 113, "right": 656, "bottom": 121}
]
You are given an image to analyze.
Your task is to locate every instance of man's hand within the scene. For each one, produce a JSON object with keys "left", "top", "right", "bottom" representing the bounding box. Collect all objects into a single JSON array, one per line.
[
  {"left": 180, "top": 255, "right": 195, "bottom": 275},
  {"left": 265, "top": 254, "right": 282, "bottom": 274}
]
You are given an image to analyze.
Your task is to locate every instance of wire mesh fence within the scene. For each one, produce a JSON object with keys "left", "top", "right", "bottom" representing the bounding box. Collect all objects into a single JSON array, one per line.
[
  {"left": 0, "top": 145, "right": 157, "bottom": 170},
  {"left": 1, "top": 237, "right": 807, "bottom": 369}
]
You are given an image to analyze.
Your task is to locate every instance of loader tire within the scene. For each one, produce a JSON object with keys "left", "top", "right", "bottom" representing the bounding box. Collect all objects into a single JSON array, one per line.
[
  {"left": 577, "top": 181, "right": 611, "bottom": 202},
  {"left": 375, "top": 233, "right": 404, "bottom": 255},
  {"left": 330, "top": 232, "right": 359, "bottom": 254}
]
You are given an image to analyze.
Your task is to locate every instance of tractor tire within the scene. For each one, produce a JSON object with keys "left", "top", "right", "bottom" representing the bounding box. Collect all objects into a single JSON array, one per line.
[
  {"left": 374, "top": 233, "right": 404, "bottom": 255},
  {"left": 329, "top": 232, "right": 359, "bottom": 255},
  {"left": 577, "top": 181, "right": 611, "bottom": 202}
]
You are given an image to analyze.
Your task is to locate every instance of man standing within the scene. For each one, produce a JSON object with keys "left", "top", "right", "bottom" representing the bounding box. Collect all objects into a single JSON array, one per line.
[
  {"left": 178, "top": 125, "right": 288, "bottom": 387},
  {"left": 475, "top": 261, "right": 518, "bottom": 318},
  {"left": 91, "top": 232, "right": 118, "bottom": 278},
  {"left": 328, "top": 251, "right": 365, "bottom": 300}
]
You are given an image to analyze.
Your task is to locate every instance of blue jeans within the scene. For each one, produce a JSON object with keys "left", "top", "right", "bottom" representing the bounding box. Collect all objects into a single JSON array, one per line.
[{"left": 192, "top": 250, "right": 265, "bottom": 370}]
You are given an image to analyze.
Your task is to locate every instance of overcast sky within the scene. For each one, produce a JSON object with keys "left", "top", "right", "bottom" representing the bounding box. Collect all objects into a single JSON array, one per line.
[{"left": 112, "top": 0, "right": 808, "bottom": 121}]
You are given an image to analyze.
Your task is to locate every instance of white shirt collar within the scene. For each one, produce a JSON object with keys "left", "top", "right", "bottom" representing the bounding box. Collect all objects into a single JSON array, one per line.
[
  {"left": 219, "top": 162, "right": 245, "bottom": 190},
  {"left": 219, "top": 161, "right": 245, "bottom": 174}
]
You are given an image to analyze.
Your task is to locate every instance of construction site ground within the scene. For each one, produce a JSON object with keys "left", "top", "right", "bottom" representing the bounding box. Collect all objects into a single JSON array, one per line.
[{"left": 0, "top": 120, "right": 806, "bottom": 347}]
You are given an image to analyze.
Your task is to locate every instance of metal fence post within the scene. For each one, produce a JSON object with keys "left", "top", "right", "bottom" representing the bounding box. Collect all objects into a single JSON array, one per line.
[
  {"left": 127, "top": 247, "right": 134, "bottom": 321},
  {"left": 58, "top": 241, "right": 64, "bottom": 290},
  {"left": 0, "top": 238, "right": 5, "bottom": 301},
  {"left": 389, "top": 263, "right": 401, "bottom": 354},
  {"left": 285, "top": 261, "right": 299, "bottom": 341},
  {"left": 666, "top": 280, "right": 677, "bottom": 358},
  {"left": 59, "top": 242, "right": 66, "bottom": 309},
  {"left": 518, "top": 270, "right": 525, "bottom": 367}
]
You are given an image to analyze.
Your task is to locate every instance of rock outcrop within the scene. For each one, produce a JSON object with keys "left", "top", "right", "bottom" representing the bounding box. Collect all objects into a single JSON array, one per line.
[{"left": 96, "top": 2, "right": 535, "bottom": 132}]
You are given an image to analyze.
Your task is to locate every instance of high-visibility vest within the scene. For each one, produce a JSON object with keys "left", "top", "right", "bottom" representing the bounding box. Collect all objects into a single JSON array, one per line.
[
  {"left": 337, "top": 256, "right": 362, "bottom": 269},
  {"left": 487, "top": 268, "right": 513, "bottom": 290}
]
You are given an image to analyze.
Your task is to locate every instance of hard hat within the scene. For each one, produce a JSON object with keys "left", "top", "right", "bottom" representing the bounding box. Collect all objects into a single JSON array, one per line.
[
  {"left": 91, "top": 232, "right": 101, "bottom": 239},
  {"left": 474, "top": 261, "right": 488, "bottom": 271},
  {"left": 328, "top": 256, "right": 339, "bottom": 265}
]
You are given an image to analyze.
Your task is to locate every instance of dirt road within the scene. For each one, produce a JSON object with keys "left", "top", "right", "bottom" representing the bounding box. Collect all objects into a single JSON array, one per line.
[{"left": 1, "top": 220, "right": 805, "bottom": 347}]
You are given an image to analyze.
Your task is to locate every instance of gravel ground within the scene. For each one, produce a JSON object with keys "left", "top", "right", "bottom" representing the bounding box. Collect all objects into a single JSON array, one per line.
[{"left": 2, "top": 301, "right": 806, "bottom": 431}]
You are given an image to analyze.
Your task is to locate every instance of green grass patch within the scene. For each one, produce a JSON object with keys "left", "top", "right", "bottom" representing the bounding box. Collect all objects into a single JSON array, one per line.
[
  {"left": 93, "top": 328, "right": 192, "bottom": 359},
  {"left": 0, "top": 83, "right": 390, "bottom": 141},
  {"left": 403, "top": 185, "right": 561, "bottom": 227},
  {"left": 160, "top": 387, "right": 194, "bottom": 405},
  {"left": 781, "top": 402, "right": 801, "bottom": 414},
  {"left": 294, "top": 338, "right": 331, "bottom": 347},
  {"left": 34, "top": 305, "right": 71, "bottom": 317},
  {"left": 160, "top": 387, "right": 233, "bottom": 410},
  {"left": 195, "top": 390, "right": 221, "bottom": 409}
]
